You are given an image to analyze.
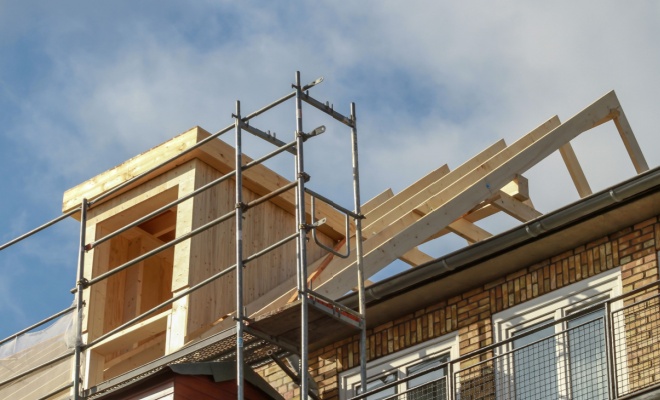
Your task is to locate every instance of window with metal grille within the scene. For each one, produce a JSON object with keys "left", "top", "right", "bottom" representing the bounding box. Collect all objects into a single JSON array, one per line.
[
  {"left": 340, "top": 332, "right": 458, "bottom": 400},
  {"left": 494, "top": 269, "right": 620, "bottom": 400},
  {"left": 510, "top": 307, "right": 607, "bottom": 399}
]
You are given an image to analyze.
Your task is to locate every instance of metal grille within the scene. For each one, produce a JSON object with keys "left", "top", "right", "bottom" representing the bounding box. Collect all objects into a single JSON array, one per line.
[
  {"left": 350, "top": 283, "right": 660, "bottom": 400},
  {"left": 455, "top": 317, "right": 606, "bottom": 400},
  {"left": 611, "top": 292, "right": 660, "bottom": 397},
  {"left": 370, "top": 377, "right": 447, "bottom": 400},
  {"left": 400, "top": 377, "right": 447, "bottom": 400},
  {"left": 354, "top": 310, "right": 613, "bottom": 400}
]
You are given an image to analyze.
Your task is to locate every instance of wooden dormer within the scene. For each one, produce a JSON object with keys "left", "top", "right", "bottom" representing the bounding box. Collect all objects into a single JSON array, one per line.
[{"left": 63, "top": 126, "right": 341, "bottom": 387}]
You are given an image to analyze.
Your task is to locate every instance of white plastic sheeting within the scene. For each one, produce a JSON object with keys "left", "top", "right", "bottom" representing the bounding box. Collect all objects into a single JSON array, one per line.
[{"left": 0, "top": 308, "right": 75, "bottom": 360}]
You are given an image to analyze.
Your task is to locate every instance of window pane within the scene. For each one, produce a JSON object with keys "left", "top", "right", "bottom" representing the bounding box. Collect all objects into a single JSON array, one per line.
[
  {"left": 355, "top": 371, "right": 397, "bottom": 400},
  {"left": 513, "top": 321, "right": 558, "bottom": 399},
  {"left": 406, "top": 354, "right": 448, "bottom": 387},
  {"left": 567, "top": 308, "right": 608, "bottom": 400},
  {"left": 406, "top": 379, "right": 446, "bottom": 400},
  {"left": 406, "top": 355, "right": 449, "bottom": 400}
]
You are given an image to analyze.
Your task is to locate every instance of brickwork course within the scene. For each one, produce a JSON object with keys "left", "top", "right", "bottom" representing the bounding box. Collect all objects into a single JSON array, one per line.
[{"left": 257, "top": 215, "right": 660, "bottom": 399}]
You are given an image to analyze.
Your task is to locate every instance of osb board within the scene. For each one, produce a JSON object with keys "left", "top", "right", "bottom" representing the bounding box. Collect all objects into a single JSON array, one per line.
[{"left": 184, "top": 160, "right": 335, "bottom": 334}]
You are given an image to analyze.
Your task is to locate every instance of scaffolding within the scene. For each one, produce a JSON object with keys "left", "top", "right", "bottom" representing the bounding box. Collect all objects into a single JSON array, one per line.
[
  {"left": 0, "top": 71, "right": 368, "bottom": 399},
  {"left": 3, "top": 73, "right": 652, "bottom": 400}
]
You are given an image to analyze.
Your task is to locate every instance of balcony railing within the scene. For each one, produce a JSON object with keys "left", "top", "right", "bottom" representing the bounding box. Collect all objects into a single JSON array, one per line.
[{"left": 351, "top": 279, "right": 660, "bottom": 400}]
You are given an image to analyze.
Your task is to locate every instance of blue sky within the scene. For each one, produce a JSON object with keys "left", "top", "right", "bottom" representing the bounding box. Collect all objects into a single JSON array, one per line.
[{"left": 1, "top": 1, "right": 659, "bottom": 339}]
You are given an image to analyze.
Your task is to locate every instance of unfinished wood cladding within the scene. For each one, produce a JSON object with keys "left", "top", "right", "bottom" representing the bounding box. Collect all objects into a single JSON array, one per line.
[
  {"left": 183, "top": 159, "right": 333, "bottom": 337},
  {"left": 73, "top": 136, "right": 334, "bottom": 385},
  {"left": 63, "top": 126, "right": 347, "bottom": 240},
  {"left": 259, "top": 216, "right": 660, "bottom": 399}
]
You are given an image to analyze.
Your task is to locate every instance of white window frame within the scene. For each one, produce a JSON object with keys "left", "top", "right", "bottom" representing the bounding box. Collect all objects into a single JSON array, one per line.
[
  {"left": 339, "top": 331, "right": 459, "bottom": 400},
  {"left": 492, "top": 267, "right": 623, "bottom": 399}
]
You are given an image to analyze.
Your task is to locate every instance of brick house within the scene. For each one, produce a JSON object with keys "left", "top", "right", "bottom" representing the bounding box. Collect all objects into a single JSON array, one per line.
[
  {"left": 249, "top": 90, "right": 660, "bottom": 399},
  {"left": 259, "top": 166, "right": 660, "bottom": 399}
]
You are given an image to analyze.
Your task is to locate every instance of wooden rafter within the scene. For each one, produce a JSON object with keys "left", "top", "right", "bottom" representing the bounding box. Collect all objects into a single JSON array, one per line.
[
  {"left": 198, "top": 90, "right": 649, "bottom": 341},
  {"left": 399, "top": 246, "right": 436, "bottom": 267},
  {"left": 446, "top": 218, "right": 493, "bottom": 244},
  {"left": 304, "top": 92, "right": 629, "bottom": 303},
  {"left": 559, "top": 142, "right": 592, "bottom": 198},
  {"left": 488, "top": 191, "right": 543, "bottom": 222},
  {"left": 362, "top": 140, "right": 507, "bottom": 236},
  {"left": 611, "top": 108, "right": 649, "bottom": 173},
  {"left": 362, "top": 188, "right": 435, "bottom": 267},
  {"left": 255, "top": 116, "right": 560, "bottom": 314}
]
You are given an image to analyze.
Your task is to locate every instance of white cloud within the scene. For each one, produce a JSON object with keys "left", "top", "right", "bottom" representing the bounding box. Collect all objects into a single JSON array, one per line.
[{"left": 1, "top": 0, "right": 659, "bottom": 337}]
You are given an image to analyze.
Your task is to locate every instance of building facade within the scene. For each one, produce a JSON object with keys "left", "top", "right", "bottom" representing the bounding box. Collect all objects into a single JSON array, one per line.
[{"left": 259, "top": 168, "right": 660, "bottom": 399}]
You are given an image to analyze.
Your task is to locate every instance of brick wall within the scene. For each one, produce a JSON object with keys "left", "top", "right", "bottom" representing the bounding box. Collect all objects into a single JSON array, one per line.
[{"left": 258, "top": 216, "right": 659, "bottom": 399}]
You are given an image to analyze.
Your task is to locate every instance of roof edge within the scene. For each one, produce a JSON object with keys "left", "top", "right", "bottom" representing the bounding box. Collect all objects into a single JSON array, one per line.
[{"left": 339, "top": 166, "right": 660, "bottom": 309}]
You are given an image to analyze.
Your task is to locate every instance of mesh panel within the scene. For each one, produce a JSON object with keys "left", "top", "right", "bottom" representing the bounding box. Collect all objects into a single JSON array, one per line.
[
  {"left": 567, "top": 317, "right": 608, "bottom": 399},
  {"left": 402, "top": 377, "right": 447, "bottom": 400},
  {"left": 455, "top": 318, "right": 606, "bottom": 400},
  {"left": 373, "top": 376, "right": 447, "bottom": 400},
  {"left": 356, "top": 319, "right": 608, "bottom": 400}
]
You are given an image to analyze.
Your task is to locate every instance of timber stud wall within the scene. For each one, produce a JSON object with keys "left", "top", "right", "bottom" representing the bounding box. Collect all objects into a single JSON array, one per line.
[{"left": 258, "top": 215, "right": 660, "bottom": 399}]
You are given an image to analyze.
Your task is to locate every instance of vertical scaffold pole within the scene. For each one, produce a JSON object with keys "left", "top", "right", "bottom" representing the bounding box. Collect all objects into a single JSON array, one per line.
[
  {"left": 73, "top": 199, "right": 88, "bottom": 400},
  {"left": 604, "top": 302, "right": 617, "bottom": 398},
  {"left": 234, "top": 100, "right": 245, "bottom": 400},
  {"left": 294, "top": 71, "right": 310, "bottom": 399},
  {"left": 350, "top": 103, "right": 368, "bottom": 390}
]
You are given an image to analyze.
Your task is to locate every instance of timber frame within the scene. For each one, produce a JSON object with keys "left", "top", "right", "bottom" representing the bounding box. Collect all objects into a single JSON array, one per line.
[{"left": 0, "top": 79, "right": 651, "bottom": 400}]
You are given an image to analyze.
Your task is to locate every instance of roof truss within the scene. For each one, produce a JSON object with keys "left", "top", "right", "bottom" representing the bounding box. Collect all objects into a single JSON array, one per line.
[{"left": 196, "top": 90, "right": 649, "bottom": 340}]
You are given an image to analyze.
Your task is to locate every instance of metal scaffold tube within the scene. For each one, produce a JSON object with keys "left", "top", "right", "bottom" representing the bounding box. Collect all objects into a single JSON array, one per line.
[
  {"left": 350, "top": 102, "right": 368, "bottom": 390},
  {"left": 84, "top": 231, "right": 298, "bottom": 351},
  {"left": 294, "top": 71, "right": 311, "bottom": 399},
  {"left": 0, "top": 208, "right": 78, "bottom": 251},
  {"left": 234, "top": 100, "right": 246, "bottom": 400},
  {"left": 73, "top": 199, "right": 88, "bottom": 400}
]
